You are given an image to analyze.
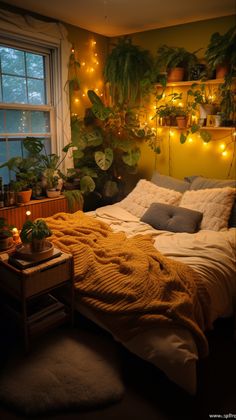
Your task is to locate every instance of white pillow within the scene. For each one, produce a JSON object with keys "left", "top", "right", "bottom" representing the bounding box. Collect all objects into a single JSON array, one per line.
[
  {"left": 119, "top": 179, "right": 182, "bottom": 218},
  {"left": 179, "top": 187, "right": 236, "bottom": 231}
]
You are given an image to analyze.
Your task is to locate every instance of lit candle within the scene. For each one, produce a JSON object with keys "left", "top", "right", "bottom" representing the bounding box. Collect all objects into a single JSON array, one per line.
[
  {"left": 26, "top": 210, "right": 31, "bottom": 220},
  {"left": 12, "top": 228, "right": 20, "bottom": 243}
]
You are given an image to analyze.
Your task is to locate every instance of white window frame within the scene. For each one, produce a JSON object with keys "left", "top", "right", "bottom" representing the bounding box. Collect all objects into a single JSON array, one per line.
[{"left": 0, "top": 7, "right": 72, "bottom": 170}]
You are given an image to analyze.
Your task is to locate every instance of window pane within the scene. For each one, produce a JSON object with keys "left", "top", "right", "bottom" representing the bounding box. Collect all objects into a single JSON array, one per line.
[
  {"left": 27, "top": 79, "right": 45, "bottom": 104},
  {"left": 2, "top": 75, "right": 27, "bottom": 103},
  {"left": 31, "top": 111, "right": 50, "bottom": 133},
  {"left": 5, "top": 110, "right": 29, "bottom": 133},
  {"left": 26, "top": 53, "right": 44, "bottom": 78},
  {"left": 0, "top": 139, "right": 8, "bottom": 184},
  {"left": 0, "top": 47, "right": 25, "bottom": 76},
  {"left": 0, "top": 111, "right": 4, "bottom": 132}
]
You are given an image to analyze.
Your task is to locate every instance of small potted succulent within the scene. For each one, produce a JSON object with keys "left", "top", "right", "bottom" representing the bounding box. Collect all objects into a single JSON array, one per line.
[
  {"left": 20, "top": 219, "right": 52, "bottom": 253},
  {"left": 0, "top": 217, "right": 14, "bottom": 251}
]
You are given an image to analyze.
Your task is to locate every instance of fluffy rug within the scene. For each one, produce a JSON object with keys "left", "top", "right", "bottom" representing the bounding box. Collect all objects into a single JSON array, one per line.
[{"left": 0, "top": 329, "right": 125, "bottom": 415}]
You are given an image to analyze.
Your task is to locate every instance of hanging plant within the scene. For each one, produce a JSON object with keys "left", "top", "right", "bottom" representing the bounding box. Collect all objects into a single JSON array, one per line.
[{"left": 104, "top": 37, "right": 153, "bottom": 106}]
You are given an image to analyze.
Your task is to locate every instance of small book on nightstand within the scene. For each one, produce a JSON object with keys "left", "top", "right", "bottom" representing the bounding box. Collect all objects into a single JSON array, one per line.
[{"left": 8, "top": 248, "right": 62, "bottom": 269}]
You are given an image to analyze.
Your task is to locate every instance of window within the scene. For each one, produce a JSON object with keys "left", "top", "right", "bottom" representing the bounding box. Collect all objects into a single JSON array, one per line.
[{"left": 0, "top": 42, "right": 54, "bottom": 184}]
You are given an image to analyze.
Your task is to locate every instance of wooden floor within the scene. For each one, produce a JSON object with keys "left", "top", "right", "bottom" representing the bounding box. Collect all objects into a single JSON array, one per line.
[{"left": 0, "top": 313, "right": 235, "bottom": 420}]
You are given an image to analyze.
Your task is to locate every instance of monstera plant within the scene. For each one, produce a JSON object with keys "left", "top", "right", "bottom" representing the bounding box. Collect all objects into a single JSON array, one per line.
[{"left": 71, "top": 90, "right": 151, "bottom": 201}]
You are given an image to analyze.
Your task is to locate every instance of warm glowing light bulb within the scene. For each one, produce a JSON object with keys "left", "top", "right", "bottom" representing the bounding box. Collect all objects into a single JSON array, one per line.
[
  {"left": 233, "top": 131, "right": 236, "bottom": 137},
  {"left": 188, "top": 137, "right": 193, "bottom": 143},
  {"left": 220, "top": 143, "right": 225, "bottom": 150},
  {"left": 96, "top": 61, "right": 99, "bottom": 65},
  {"left": 74, "top": 98, "right": 79, "bottom": 103},
  {"left": 81, "top": 62, "right": 85, "bottom": 66},
  {"left": 26, "top": 210, "right": 31, "bottom": 220},
  {"left": 153, "top": 105, "right": 156, "bottom": 110},
  {"left": 71, "top": 48, "right": 75, "bottom": 53},
  {"left": 90, "top": 68, "right": 94, "bottom": 72},
  {"left": 170, "top": 130, "right": 174, "bottom": 136},
  {"left": 100, "top": 93, "right": 103, "bottom": 96},
  {"left": 94, "top": 53, "right": 98, "bottom": 56},
  {"left": 178, "top": 102, "right": 183, "bottom": 107},
  {"left": 95, "top": 88, "right": 99, "bottom": 92},
  {"left": 82, "top": 93, "right": 86, "bottom": 97},
  {"left": 222, "top": 150, "right": 228, "bottom": 157}
]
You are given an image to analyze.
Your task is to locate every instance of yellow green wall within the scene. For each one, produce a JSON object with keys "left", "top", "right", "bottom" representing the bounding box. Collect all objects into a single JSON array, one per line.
[
  {"left": 112, "top": 15, "right": 236, "bottom": 182},
  {"left": 65, "top": 23, "right": 109, "bottom": 116},
  {"left": 65, "top": 16, "right": 236, "bottom": 183}
]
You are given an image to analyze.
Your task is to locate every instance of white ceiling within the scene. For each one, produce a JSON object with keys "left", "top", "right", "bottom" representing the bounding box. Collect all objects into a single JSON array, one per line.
[{"left": 1, "top": 0, "right": 235, "bottom": 37}]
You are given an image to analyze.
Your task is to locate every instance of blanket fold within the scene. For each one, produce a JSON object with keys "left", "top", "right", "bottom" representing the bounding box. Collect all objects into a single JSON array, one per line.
[{"left": 45, "top": 211, "right": 211, "bottom": 357}]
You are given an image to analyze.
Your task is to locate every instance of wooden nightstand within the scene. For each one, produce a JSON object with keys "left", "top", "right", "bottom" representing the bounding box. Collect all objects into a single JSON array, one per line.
[{"left": 0, "top": 252, "right": 74, "bottom": 351}]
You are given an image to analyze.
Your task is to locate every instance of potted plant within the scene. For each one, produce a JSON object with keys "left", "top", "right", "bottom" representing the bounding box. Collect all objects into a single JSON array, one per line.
[
  {"left": 218, "top": 75, "right": 236, "bottom": 126},
  {"left": 0, "top": 156, "right": 37, "bottom": 204},
  {"left": 205, "top": 25, "right": 236, "bottom": 79},
  {"left": 20, "top": 219, "right": 52, "bottom": 253},
  {"left": 175, "top": 107, "right": 189, "bottom": 129},
  {"left": 0, "top": 217, "right": 14, "bottom": 251},
  {"left": 155, "top": 45, "right": 200, "bottom": 82},
  {"left": 104, "top": 36, "right": 153, "bottom": 105},
  {"left": 187, "top": 83, "right": 219, "bottom": 125}
]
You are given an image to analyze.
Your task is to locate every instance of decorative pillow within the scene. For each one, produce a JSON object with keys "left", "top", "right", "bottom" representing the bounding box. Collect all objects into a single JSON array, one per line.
[
  {"left": 185, "top": 176, "right": 236, "bottom": 228},
  {"left": 179, "top": 187, "right": 236, "bottom": 231},
  {"left": 119, "top": 179, "right": 182, "bottom": 218},
  {"left": 141, "top": 203, "right": 203, "bottom": 233},
  {"left": 151, "top": 172, "right": 190, "bottom": 193}
]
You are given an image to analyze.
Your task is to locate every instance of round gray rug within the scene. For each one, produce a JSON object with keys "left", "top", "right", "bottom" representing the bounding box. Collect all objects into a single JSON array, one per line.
[{"left": 0, "top": 329, "right": 125, "bottom": 415}]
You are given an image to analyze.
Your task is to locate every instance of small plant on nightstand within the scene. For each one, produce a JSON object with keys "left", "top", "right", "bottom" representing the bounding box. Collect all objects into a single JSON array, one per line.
[{"left": 20, "top": 219, "right": 52, "bottom": 253}]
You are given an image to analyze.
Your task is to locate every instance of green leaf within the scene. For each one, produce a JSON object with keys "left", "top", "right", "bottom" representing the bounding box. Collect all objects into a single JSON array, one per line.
[
  {"left": 200, "top": 131, "right": 211, "bottom": 143},
  {"left": 180, "top": 133, "right": 187, "bottom": 144},
  {"left": 103, "top": 180, "right": 119, "bottom": 198},
  {"left": 73, "top": 149, "right": 84, "bottom": 159},
  {"left": 95, "top": 148, "right": 113, "bottom": 170},
  {"left": 80, "top": 176, "right": 96, "bottom": 193},
  {"left": 122, "top": 149, "right": 141, "bottom": 166},
  {"left": 23, "top": 137, "right": 44, "bottom": 155}
]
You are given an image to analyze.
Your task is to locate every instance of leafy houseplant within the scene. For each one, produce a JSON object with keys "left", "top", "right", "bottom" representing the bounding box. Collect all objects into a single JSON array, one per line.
[
  {"left": 104, "top": 37, "right": 153, "bottom": 106},
  {"left": 0, "top": 217, "right": 14, "bottom": 250},
  {"left": 20, "top": 219, "right": 52, "bottom": 253},
  {"left": 71, "top": 90, "right": 152, "bottom": 204},
  {"left": 205, "top": 25, "right": 236, "bottom": 79},
  {"left": 155, "top": 45, "right": 199, "bottom": 82}
]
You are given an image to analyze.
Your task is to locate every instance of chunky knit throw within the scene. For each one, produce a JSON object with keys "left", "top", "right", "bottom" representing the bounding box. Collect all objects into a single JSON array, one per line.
[{"left": 45, "top": 211, "right": 211, "bottom": 357}]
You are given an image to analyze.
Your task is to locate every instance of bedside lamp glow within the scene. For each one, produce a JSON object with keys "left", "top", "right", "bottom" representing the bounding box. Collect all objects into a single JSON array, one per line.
[{"left": 12, "top": 227, "right": 20, "bottom": 243}]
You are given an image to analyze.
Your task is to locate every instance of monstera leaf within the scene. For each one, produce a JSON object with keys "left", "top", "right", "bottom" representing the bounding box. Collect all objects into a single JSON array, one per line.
[
  {"left": 95, "top": 148, "right": 113, "bottom": 170},
  {"left": 87, "top": 90, "right": 112, "bottom": 121},
  {"left": 80, "top": 176, "right": 96, "bottom": 193},
  {"left": 122, "top": 149, "right": 141, "bottom": 166}
]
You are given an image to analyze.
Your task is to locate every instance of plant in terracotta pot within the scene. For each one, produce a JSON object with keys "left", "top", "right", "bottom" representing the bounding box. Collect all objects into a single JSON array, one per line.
[
  {"left": 155, "top": 45, "right": 200, "bottom": 82},
  {"left": 20, "top": 219, "right": 52, "bottom": 253},
  {"left": 0, "top": 156, "right": 37, "bottom": 204},
  {"left": 205, "top": 25, "right": 236, "bottom": 79},
  {"left": 175, "top": 107, "right": 189, "bottom": 129},
  {"left": 0, "top": 217, "right": 14, "bottom": 251}
]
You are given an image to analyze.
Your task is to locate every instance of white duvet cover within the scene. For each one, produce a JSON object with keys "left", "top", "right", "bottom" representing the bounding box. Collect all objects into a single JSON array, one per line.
[{"left": 76, "top": 205, "right": 236, "bottom": 394}]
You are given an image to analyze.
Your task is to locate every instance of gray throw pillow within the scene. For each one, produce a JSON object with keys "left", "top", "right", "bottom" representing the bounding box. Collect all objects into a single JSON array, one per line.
[
  {"left": 141, "top": 202, "right": 203, "bottom": 233},
  {"left": 185, "top": 176, "right": 236, "bottom": 228},
  {"left": 151, "top": 172, "right": 190, "bottom": 193}
]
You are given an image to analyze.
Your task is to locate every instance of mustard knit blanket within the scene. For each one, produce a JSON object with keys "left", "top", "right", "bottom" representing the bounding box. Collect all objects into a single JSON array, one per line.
[{"left": 45, "top": 211, "right": 211, "bottom": 357}]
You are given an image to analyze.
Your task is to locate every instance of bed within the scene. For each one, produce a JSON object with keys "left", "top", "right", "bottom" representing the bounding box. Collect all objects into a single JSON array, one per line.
[{"left": 44, "top": 174, "right": 236, "bottom": 395}]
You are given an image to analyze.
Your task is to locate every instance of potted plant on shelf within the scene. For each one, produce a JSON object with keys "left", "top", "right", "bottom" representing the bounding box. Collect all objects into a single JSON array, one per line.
[
  {"left": 0, "top": 217, "right": 14, "bottom": 251},
  {"left": 175, "top": 107, "right": 189, "bottom": 129},
  {"left": 20, "top": 219, "right": 52, "bottom": 253},
  {"left": 0, "top": 156, "right": 37, "bottom": 204},
  {"left": 155, "top": 45, "right": 200, "bottom": 82},
  {"left": 205, "top": 25, "right": 236, "bottom": 79}
]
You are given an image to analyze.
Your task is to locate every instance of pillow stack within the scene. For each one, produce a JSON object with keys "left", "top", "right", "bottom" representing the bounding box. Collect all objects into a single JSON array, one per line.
[{"left": 121, "top": 173, "right": 236, "bottom": 233}]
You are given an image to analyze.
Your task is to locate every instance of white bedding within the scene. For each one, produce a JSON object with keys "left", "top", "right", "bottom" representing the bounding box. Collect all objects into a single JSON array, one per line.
[{"left": 76, "top": 205, "right": 236, "bottom": 394}]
